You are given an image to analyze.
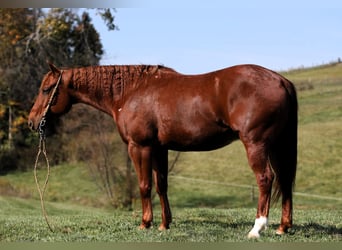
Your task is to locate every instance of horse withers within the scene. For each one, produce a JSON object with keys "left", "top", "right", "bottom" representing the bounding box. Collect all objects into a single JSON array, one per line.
[{"left": 28, "top": 63, "right": 297, "bottom": 238}]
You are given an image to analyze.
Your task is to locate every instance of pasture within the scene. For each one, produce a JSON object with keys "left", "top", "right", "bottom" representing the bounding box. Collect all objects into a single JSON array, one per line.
[
  {"left": 0, "top": 196, "right": 341, "bottom": 242},
  {"left": 0, "top": 63, "right": 341, "bottom": 242}
]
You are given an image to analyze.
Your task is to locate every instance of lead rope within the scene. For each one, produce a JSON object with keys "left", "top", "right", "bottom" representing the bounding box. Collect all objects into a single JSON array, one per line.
[
  {"left": 33, "top": 71, "right": 63, "bottom": 232},
  {"left": 34, "top": 119, "right": 54, "bottom": 232}
]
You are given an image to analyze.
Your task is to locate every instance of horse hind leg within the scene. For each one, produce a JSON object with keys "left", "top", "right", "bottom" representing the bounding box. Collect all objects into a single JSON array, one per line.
[
  {"left": 245, "top": 137, "right": 296, "bottom": 238},
  {"left": 243, "top": 142, "right": 274, "bottom": 239},
  {"left": 269, "top": 140, "right": 296, "bottom": 235}
]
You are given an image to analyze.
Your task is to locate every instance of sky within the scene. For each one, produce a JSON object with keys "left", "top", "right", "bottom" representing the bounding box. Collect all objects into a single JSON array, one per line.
[{"left": 90, "top": 4, "right": 342, "bottom": 74}]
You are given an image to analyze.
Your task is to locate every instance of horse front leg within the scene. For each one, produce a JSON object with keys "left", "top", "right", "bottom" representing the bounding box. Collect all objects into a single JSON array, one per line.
[
  {"left": 128, "top": 142, "right": 153, "bottom": 229},
  {"left": 152, "top": 147, "right": 172, "bottom": 230}
]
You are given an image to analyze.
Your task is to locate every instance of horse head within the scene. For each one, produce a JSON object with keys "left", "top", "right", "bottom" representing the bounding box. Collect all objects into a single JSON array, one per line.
[{"left": 28, "top": 63, "right": 73, "bottom": 131}]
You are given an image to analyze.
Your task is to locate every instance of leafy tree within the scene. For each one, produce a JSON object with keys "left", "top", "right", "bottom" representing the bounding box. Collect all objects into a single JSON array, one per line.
[
  {"left": 0, "top": 9, "right": 39, "bottom": 171},
  {"left": 0, "top": 8, "right": 116, "bottom": 171}
]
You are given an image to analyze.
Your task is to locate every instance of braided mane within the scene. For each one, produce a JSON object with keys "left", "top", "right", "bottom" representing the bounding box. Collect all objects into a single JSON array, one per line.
[{"left": 71, "top": 65, "right": 176, "bottom": 101}]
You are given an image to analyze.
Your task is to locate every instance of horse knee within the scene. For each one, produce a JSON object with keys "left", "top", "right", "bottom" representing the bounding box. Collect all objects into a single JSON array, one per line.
[
  {"left": 256, "top": 171, "right": 274, "bottom": 191},
  {"left": 139, "top": 183, "right": 152, "bottom": 198},
  {"left": 247, "top": 147, "right": 274, "bottom": 192}
]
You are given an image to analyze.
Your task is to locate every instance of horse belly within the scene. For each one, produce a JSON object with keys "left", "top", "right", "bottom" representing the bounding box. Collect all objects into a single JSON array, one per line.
[
  {"left": 162, "top": 125, "right": 239, "bottom": 152},
  {"left": 156, "top": 92, "right": 238, "bottom": 151}
]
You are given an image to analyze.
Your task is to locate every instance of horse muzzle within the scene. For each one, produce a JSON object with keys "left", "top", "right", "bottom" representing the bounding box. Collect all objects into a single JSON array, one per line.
[{"left": 28, "top": 119, "right": 37, "bottom": 131}]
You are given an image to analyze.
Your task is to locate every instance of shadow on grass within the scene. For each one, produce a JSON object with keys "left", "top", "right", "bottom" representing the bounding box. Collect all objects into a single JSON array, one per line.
[
  {"left": 291, "top": 223, "right": 342, "bottom": 239},
  {"left": 177, "top": 218, "right": 341, "bottom": 240},
  {"left": 173, "top": 207, "right": 341, "bottom": 241}
]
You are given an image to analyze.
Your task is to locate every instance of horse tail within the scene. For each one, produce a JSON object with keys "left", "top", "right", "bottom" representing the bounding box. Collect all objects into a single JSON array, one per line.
[{"left": 270, "top": 78, "right": 298, "bottom": 203}]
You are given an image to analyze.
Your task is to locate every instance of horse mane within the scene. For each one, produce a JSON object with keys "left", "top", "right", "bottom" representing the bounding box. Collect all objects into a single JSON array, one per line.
[{"left": 71, "top": 65, "right": 177, "bottom": 101}]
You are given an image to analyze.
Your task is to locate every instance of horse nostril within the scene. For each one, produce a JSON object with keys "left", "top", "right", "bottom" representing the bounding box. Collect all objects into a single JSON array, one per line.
[{"left": 28, "top": 120, "right": 33, "bottom": 130}]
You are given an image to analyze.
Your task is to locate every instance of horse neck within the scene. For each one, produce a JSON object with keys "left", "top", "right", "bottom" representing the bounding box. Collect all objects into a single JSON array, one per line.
[{"left": 69, "top": 66, "right": 114, "bottom": 115}]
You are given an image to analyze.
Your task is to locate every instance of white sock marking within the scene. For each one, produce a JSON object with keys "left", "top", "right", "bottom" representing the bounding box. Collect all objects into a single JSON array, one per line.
[{"left": 248, "top": 216, "right": 268, "bottom": 239}]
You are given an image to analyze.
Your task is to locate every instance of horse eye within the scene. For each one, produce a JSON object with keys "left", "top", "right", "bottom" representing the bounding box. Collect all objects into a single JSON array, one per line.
[
  {"left": 42, "top": 87, "right": 51, "bottom": 94},
  {"left": 42, "top": 84, "right": 55, "bottom": 94}
]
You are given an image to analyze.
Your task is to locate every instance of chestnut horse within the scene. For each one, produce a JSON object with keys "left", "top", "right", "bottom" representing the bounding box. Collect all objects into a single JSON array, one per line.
[{"left": 28, "top": 63, "right": 297, "bottom": 238}]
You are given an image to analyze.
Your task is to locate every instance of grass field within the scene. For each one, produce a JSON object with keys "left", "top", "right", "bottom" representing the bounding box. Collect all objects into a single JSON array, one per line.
[
  {"left": 0, "top": 196, "right": 341, "bottom": 242},
  {"left": 0, "top": 63, "right": 341, "bottom": 242}
]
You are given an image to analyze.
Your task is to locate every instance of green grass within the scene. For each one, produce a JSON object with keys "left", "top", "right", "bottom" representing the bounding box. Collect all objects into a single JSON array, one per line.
[
  {"left": 1, "top": 163, "right": 106, "bottom": 207},
  {"left": 0, "top": 196, "right": 341, "bottom": 242},
  {"left": 0, "top": 62, "right": 342, "bottom": 242}
]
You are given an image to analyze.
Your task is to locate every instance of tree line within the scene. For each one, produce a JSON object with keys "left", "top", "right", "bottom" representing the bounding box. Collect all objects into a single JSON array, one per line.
[{"left": 0, "top": 8, "right": 117, "bottom": 169}]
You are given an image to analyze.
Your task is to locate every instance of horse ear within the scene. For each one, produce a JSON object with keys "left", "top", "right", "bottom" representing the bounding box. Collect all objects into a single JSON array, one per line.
[{"left": 48, "top": 63, "right": 61, "bottom": 75}]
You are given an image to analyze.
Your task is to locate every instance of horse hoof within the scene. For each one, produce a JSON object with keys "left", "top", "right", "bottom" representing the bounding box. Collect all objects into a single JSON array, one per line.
[
  {"left": 276, "top": 229, "right": 285, "bottom": 235},
  {"left": 139, "top": 223, "right": 152, "bottom": 230},
  {"left": 158, "top": 224, "right": 170, "bottom": 231},
  {"left": 276, "top": 224, "right": 291, "bottom": 235},
  {"left": 247, "top": 231, "right": 260, "bottom": 239}
]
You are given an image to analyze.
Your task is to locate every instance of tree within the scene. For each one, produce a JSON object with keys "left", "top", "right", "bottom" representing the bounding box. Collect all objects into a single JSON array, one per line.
[
  {"left": 0, "top": 8, "right": 116, "bottom": 171},
  {"left": 0, "top": 9, "right": 41, "bottom": 173}
]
